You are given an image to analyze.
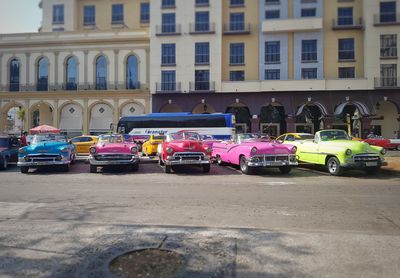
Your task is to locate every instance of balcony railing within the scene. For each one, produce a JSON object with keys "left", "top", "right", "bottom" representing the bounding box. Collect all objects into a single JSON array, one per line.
[
  {"left": 155, "top": 24, "right": 181, "bottom": 35},
  {"left": 0, "top": 82, "right": 144, "bottom": 92},
  {"left": 332, "top": 17, "right": 363, "bottom": 30},
  {"left": 223, "top": 23, "right": 251, "bottom": 35},
  {"left": 374, "top": 13, "right": 400, "bottom": 25},
  {"left": 374, "top": 78, "right": 399, "bottom": 88},
  {"left": 155, "top": 82, "right": 181, "bottom": 93},
  {"left": 189, "top": 22, "right": 215, "bottom": 34},
  {"left": 189, "top": 81, "right": 215, "bottom": 92}
]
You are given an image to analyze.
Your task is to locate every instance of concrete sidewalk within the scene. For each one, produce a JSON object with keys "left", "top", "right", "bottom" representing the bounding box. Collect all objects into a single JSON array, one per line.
[{"left": 0, "top": 221, "right": 399, "bottom": 278}]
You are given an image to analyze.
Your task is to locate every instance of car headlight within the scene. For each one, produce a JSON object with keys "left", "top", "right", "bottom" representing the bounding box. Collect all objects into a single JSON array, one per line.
[
  {"left": 381, "top": 148, "right": 386, "bottom": 155},
  {"left": 61, "top": 147, "right": 69, "bottom": 153},
  {"left": 205, "top": 146, "right": 212, "bottom": 153},
  {"left": 18, "top": 148, "right": 26, "bottom": 154},
  {"left": 291, "top": 146, "right": 297, "bottom": 154},
  {"left": 89, "top": 147, "right": 97, "bottom": 154},
  {"left": 251, "top": 147, "right": 257, "bottom": 154},
  {"left": 131, "top": 147, "right": 138, "bottom": 154},
  {"left": 166, "top": 147, "right": 173, "bottom": 154},
  {"left": 345, "top": 149, "right": 352, "bottom": 156}
]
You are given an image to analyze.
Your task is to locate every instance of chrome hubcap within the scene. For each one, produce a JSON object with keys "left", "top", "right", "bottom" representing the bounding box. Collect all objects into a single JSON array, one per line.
[
  {"left": 329, "top": 161, "right": 337, "bottom": 172},
  {"left": 240, "top": 159, "right": 246, "bottom": 171}
]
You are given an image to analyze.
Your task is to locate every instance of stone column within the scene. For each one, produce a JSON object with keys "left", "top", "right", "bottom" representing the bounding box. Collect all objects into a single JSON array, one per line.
[
  {"left": 25, "top": 53, "right": 30, "bottom": 87},
  {"left": 285, "top": 115, "right": 296, "bottom": 133},
  {"left": 113, "top": 99, "right": 119, "bottom": 132},
  {"left": 83, "top": 50, "right": 88, "bottom": 87},
  {"left": 322, "top": 116, "right": 335, "bottom": 130},
  {"left": 83, "top": 99, "right": 89, "bottom": 134},
  {"left": 53, "top": 100, "right": 59, "bottom": 128},
  {"left": 0, "top": 53, "right": 3, "bottom": 88},
  {"left": 361, "top": 117, "right": 373, "bottom": 139},
  {"left": 251, "top": 117, "right": 260, "bottom": 133},
  {"left": 54, "top": 51, "right": 59, "bottom": 86},
  {"left": 114, "top": 50, "right": 119, "bottom": 89},
  {"left": 25, "top": 100, "right": 31, "bottom": 131}
]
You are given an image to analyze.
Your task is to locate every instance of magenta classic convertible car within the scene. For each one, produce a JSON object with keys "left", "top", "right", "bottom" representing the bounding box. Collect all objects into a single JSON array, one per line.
[
  {"left": 212, "top": 133, "right": 298, "bottom": 174},
  {"left": 89, "top": 134, "right": 139, "bottom": 173}
]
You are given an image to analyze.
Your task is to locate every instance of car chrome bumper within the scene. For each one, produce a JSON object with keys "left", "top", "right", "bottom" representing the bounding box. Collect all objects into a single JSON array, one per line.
[
  {"left": 344, "top": 155, "right": 386, "bottom": 168},
  {"left": 89, "top": 155, "right": 139, "bottom": 166},
  {"left": 17, "top": 161, "right": 70, "bottom": 167},
  {"left": 247, "top": 154, "right": 298, "bottom": 167},
  {"left": 165, "top": 159, "right": 210, "bottom": 166}
]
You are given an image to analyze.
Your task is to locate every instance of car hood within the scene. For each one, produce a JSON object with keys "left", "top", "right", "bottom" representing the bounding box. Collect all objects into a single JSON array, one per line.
[
  {"left": 241, "top": 142, "right": 294, "bottom": 155},
  {"left": 168, "top": 140, "right": 206, "bottom": 151},
  {"left": 96, "top": 142, "right": 136, "bottom": 154},
  {"left": 24, "top": 141, "right": 69, "bottom": 153}
]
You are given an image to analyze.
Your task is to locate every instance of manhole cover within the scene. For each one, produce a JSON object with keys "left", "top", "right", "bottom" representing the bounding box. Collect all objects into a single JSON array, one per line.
[{"left": 109, "top": 248, "right": 185, "bottom": 278}]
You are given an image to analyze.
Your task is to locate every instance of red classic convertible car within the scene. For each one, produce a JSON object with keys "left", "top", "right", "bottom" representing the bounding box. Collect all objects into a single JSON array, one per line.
[
  {"left": 158, "top": 131, "right": 212, "bottom": 173},
  {"left": 362, "top": 135, "right": 400, "bottom": 150}
]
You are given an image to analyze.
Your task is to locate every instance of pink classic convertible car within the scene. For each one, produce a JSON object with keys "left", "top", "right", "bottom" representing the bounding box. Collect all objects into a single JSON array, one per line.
[
  {"left": 212, "top": 133, "right": 298, "bottom": 174},
  {"left": 89, "top": 134, "right": 139, "bottom": 173}
]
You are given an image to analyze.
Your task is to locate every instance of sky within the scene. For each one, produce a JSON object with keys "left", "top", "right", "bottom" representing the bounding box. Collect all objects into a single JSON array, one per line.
[{"left": 0, "top": 0, "right": 41, "bottom": 34}]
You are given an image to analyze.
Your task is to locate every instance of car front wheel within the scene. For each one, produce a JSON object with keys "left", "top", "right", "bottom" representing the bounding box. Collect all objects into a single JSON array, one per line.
[
  {"left": 279, "top": 166, "right": 292, "bottom": 174},
  {"left": 20, "top": 166, "right": 29, "bottom": 174},
  {"left": 164, "top": 164, "right": 172, "bottom": 173},
  {"left": 90, "top": 165, "right": 97, "bottom": 173},
  {"left": 327, "top": 157, "right": 343, "bottom": 176},
  {"left": 0, "top": 157, "right": 8, "bottom": 170},
  {"left": 203, "top": 164, "right": 210, "bottom": 173},
  {"left": 239, "top": 156, "right": 252, "bottom": 175}
]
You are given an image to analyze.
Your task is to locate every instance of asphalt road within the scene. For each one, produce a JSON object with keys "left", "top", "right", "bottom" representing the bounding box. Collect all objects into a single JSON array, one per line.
[{"left": 0, "top": 159, "right": 400, "bottom": 277}]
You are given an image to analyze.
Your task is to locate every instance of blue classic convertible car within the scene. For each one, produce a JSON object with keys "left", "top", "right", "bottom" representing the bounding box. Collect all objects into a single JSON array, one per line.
[
  {"left": 0, "top": 135, "right": 21, "bottom": 170},
  {"left": 17, "top": 134, "right": 76, "bottom": 173}
]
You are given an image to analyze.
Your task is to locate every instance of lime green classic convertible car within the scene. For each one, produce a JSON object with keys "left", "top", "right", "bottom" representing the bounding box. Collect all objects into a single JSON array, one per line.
[{"left": 279, "top": 130, "right": 387, "bottom": 176}]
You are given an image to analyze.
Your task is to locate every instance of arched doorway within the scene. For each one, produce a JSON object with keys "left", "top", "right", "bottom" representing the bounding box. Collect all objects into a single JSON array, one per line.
[
  {"left": 259, "top": 103, "right": 286, "bottom": 137},
  {"left": 89, "top": 103, "right": 113, "bottom": 135},
  {"left": 295, "top": 103, "right": 327, "bottom": 134},
  {"left": 31, "top": 102, "right": 54, "bottom": 128},
  {"left": 192, "top": 103, "right": 216, "bottom": 114},
  {"left": 159, "top": 103, "right": 182, "bottom": 113},
  {"left": 225, "top": 103, "right": 251, "bottom": 133},
  {"left": 371, "top": 101, "right": 399, "bottom": 138},
  {"left": 120, "top": 102, "right": 145, "bottom": 117},
  {"left": 1, "top": 105, "right": 24, "bottom": 134},
  {"left": 59, "top": 103, "right": 83, "bottom": 136},
  {"left": 334, "top": 101, "right": 370, "bottom": 138}
]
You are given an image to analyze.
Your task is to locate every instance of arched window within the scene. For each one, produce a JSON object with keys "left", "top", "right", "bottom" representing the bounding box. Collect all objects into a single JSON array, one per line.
[
  {"left": 126, "top": 55, "right": 139, "bottom": 89},
  {"left": 37, "top": 57, "right": 49, "bottom": 91},
  {"left": 66, "top": 57, "right": 78, "bottom": 90},
  {"left": 9, "top": 59, "right": 20, "bottom": 92},
  {"left": 96, "top": 55, "right": 107, "bottom": 90}
]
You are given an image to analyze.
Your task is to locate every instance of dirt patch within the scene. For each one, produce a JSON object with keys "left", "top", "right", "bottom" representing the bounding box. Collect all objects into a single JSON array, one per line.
[{"left": 109, "top": 248, "right": 185, "bottom": 278}]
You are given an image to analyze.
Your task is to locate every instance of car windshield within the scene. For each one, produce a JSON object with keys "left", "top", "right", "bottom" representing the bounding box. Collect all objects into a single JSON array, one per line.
[
  {"left": 0, "top": 138, "right": 8, "bottom": 147},
  {"left": 298, "top": 134, "right": 315, "bottom": 140},
  {"left": 32, "top": 134, "right": 67, "bottom": 144},
  {"left": 98, "top": 134, "right": 124, "bottom": 143},
  {"left": 319, "top": 130, "right": 350, "bottom": 141},
  {"left": 200, "top": 135, "right": 215, "bottom": 140},
  {"left": 170, "top": 132, "right": 201, "bottom": 141},
  {"left": 237, "top": 133, "right": 270, "bottom": 143}
]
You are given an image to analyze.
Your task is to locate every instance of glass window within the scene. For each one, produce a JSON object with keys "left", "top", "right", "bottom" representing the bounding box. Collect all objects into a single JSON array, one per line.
[
  {"left": 230, "top": 13, "right": 245, "bottom": 31},
  {"left": 380, "top": 34, "right": 397, "bottom": 58},
  {"left": 195, "top": 70, "right": 210, "bottom": 90},
  {"left": 196, "top": 0, "right": 209, "bottom": 6},
  {"left": 84, "top": 5, "right": 95, "bottom": 25},
  {"left": 37, "top": 58, "right": 49, "bottom": 91},
  {"left": 230, "top": 71, "right": 245, "bottom": 81},
  {"left": 265, "top": 41, "right": 280, "bottom": 63},
  {"left": 126, "top": 55, "right": 139, "bottom": 89},
  {"left": 96, "top": 56, "right": 107, "bottom": 90},
  {"left": 230, "top": 43, "right": 245, "bottom": 64},
  {"left": 9, "top": 59, "right": 20, "bottom": 92},
  {"left": 265, "top": 0, "right": 280, "bottom": 4},
  {"left": 230, "top": 0, "right": 244, "bottom": 6},
  {"left": 301, "top": 68, "right": 317, "bottom": 79},
  {"left": 301, "top": 8, "right": 316, "bottom": 17},
  {"left": 195, "top": 42, "right": 209, "bottom": 64},
  {"left": 53, "top": 5, "right": 64, "bottom": 24},
  {"left": 338, "top": 38, "right": 355, "bottom": 60},
  {"left": 161, "top": 44, "right": 176, "bottom": 65},
  {"left": 338, "top": 7, "right": 353, "bottom": 26},
  {"left": 162, "top": 13, "right": 176, "bottom": 33},
  {"left": 112, "top": 4, "right": 124, "bottom": 24},
  {"left": 301, "top": 40, "right": 317, "bottom": 62},
  {"left": 380, "top": 64, "right": 397, "bottom": 87},
  {"left": 161, "top": 70, "right": 176, "bottom": 91},
  {"left": 338, "top": 67, "right": 355, "bottom": 78},
  {"left": 265, "top": 69, "right": 280, "bottom": 80},
  {"left": 140, "top": 3, "right": 150, "bottom": 23},
  {"left": 195, "top": 11, "right": 209, "bottom": 31},
  {"left": 66, "top": 57, "right": 78, "bottom": 90},
  {"left": 380, "top": 2, "right": 396, "bottom": 23},
  {"left": 162, "top": 0, "right": 175, "bottom": 8},
  {"left": 265, "top": 10, "right": 280, "bottom": 19}
]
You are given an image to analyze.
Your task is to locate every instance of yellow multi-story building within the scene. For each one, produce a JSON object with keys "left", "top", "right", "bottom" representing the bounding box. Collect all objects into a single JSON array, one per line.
[{"left": 1, "top": 0, "right": 399, "bottom": 138}]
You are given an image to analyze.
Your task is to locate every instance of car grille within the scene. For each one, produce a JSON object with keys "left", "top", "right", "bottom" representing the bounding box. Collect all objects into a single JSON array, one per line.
[
  {"left": 354, "top": 154, "right": 380, "bottom": 162},
  {"left": 253, "top": 154, "right": 296, "bottom": 163},
  {"left": 173, "top": 152, "right": 205, "bottom": 161},
  {"left": 26, "top": 154, "right": 62, "bottom": 162},
  {"left": 94, "top": 154, "right": 133, "bottom": 161}
]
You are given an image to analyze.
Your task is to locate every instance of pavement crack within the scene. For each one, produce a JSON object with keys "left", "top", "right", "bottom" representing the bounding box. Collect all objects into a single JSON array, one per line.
[
  {"left": 157, "top": 235, "right": 168, "bottom": 249},
  {"left": 379, "top": 213, "right": 400, "bottom": 230}
]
